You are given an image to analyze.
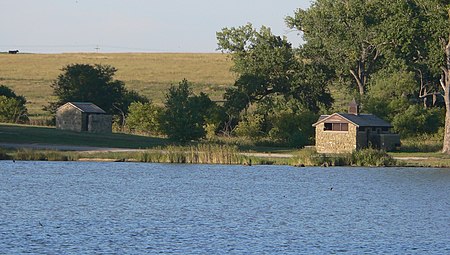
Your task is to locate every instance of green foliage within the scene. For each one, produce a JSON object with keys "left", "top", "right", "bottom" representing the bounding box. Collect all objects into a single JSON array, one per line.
[
  {"left": 218, "top": 23, "right": 332, "bottom": 115},
  {"left": 351, "top": 148, "right": 396, "bottom": 167},
  {"left": 217, "top": 24, "right": 332, "bottom": 144},
  {"left": 292, "top": 148, "right": 396, "bottom": 167},
  {"left": 292, "top": 148, "right": 351, "bottom": 166},
  {"left": 400, "top": 130, "right": 444, "bottom": 152},
  {"left": 287, "top": 0, "right": 385, "bottom": 95},
  {"left": 161, "top": 79, "right": 217, "bottom": 142},
  {"left": 125, "top": 102, "right": 162, "bottom": 135},
  {"left": 14, "top": 149, "right": 78, "bottom": 161},
  {"left": 368, "top": 69, "right": 417, "bottom": 100},
  {"left": 267, "top": 108, "right": 318, "bottom": 148},
  {"left": 0, "top": 96, "right": 27, "bottom": 123},
  {"left": 392, "top": 105, "right": 444, "bottom": 137},
  {"left": 234, "top": 113, "right": 265, "bottom": 138},
  {"left": 401, "top": 132, "right": 443, "bottom": 152},
  {"left": 0, "top": 85, "right": 27, "bottom": 105},
  {"left": 48, "top": 64, "right": 148, "bottom": 115},
  {"left": 286, "top": 0, "right": 449, "bottom": 99},
  {"left": 0, "top": 85, "right": 28, "bottom": 123}
]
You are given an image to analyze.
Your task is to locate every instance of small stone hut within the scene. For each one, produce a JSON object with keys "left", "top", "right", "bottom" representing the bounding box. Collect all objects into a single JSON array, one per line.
[
  {"left": 56, "top": 102, "right": 112, "bottom": 133},
  {"left": 312, "top": 100, "right": 400, "bottom": 154}
]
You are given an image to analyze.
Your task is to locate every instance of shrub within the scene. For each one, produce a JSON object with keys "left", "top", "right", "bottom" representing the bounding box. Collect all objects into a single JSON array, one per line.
[
  {"left": 392, "top": 105, "right": 444, "bottom": 137},
  {"left": 351, "top": 148, "right": 396, "bottom": 166},
  {"left": 292, "top": 148, "right": 351, "bottom": 166},
  {"left": 234, "top": 113, "right": 265, "bottom": 138},
  {"left": 125, "top": 102, "right": 162, "bottom": 135}
]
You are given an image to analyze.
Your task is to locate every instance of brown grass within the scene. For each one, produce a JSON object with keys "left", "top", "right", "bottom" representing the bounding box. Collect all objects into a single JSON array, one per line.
[{"left": 0, "top": 53, "right": 234, "bottom": 115}]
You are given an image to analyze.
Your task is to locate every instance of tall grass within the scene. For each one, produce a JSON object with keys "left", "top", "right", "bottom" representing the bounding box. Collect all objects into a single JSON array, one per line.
[
  {"left": 0, "top": 149, "right": 11, "bottom": 160},
  {"left": 135, "top": 144, "right": 247, "bottom": 164},
  {"left": 400, "top": 132, "right": 443, "bottom": 152},
  {"left": 291, "top": 148, "right": 396, "bottom": 167},
  {"left": 351, "top": 148, "right": 396, "bottom": 167},
  {"left": 13, "top": 149, "right": 79, "bottom": 161}
]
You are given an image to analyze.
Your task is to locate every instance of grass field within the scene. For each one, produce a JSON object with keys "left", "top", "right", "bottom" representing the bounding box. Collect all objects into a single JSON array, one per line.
[
  {"left": 0, "top": 53, "right": 234, "bottom": 116},
  {"left": 0, "top": 123, "right": 169, "bottom": 149}
]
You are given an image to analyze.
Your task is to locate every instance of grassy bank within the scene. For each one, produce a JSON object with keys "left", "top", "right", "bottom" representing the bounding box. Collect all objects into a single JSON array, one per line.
[
  {"left": 3, "top": 123, "right": 450, "bottom": 167},
  {"left": 0, "top": 53, "right": 234, "bottom": 115},
  {"left": 4, "top": 145, "right": 450, "bottom": 167},
  {"left": 0, "top": 123, "right": 169, "bottom": 148}
]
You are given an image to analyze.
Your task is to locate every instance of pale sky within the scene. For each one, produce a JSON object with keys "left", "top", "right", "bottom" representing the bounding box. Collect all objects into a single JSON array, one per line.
[{"left": 0, "top": 0, "right": 312, "bottom": 53}]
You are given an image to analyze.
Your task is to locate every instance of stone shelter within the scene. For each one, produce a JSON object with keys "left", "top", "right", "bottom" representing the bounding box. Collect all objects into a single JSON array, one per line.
[
  {"left": 312, "top": 101, "right": 400, "bottom": 154},
  {"left": 56, "top": 102, "right": 112, "bottom": 133}
]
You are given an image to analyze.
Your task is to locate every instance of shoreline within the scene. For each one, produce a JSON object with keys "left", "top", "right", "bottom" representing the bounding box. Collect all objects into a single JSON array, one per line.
[{"left": 1, "top": 142, "right": 449, "bottom": 168}]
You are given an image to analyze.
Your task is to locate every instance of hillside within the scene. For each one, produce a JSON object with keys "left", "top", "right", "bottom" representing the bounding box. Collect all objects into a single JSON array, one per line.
[{"left": 0, "top": 53, "right": 234, "bottom": 116}]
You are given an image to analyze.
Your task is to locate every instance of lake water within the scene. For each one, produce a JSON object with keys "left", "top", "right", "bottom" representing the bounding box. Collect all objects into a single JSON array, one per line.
[{"left": 0, "top": 162, "right": 449, "bottom": 254}]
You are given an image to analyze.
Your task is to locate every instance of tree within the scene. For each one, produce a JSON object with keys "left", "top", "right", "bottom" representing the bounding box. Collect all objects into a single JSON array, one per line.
[
  {"left": 218, "top": 24, "right": 332, "bottom": 111},
  {"left": 286, "top": 0, "right": 423, "bottom": 96},
  {"left": 287, "top": 0, "right": 450, "bottom": 153},
  {"left": 125, "top": 101, "right": 162, "bottom": 135},
  {"left": 0, "top": 85, "right": 28, "bottom": 123},
  {"left": 161, "top": 79, "right": 216, "bottom": 142},
  {"left": 48, "top": 64, "right": 148, "bottom": 116},
  {"left": 440, "top": 14, "right": 450, "bottom": 153},
  {"left": 217, "top": 24, "right": 332, "bottom": 135}
]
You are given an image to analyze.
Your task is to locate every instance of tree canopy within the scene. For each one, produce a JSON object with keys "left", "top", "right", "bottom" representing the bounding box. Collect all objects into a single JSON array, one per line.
[
  {"left": 217, "top": 24, "right": 332, "bottom": 113},
  {"left": 160, "top": 79, "right": 217, "bottom": 142},
  {"left": 0, "top": 85, "right": 28, "bottom": 123},
  {"left": 48, "top": 64, "right": 148, "bottom": 115}
]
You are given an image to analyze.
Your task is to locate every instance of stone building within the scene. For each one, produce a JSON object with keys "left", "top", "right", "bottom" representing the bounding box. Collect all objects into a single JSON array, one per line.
[
  {"left": 56, "top": 102, "right": 112, "bottom": 133},
  {"left": 312, "top": 100, "right": 400, "bottom": 154}
]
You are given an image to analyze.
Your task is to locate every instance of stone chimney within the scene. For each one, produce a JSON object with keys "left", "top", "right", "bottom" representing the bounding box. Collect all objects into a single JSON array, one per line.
[{"left": 348, "top": 99, "right": 359, "bottom": 115}]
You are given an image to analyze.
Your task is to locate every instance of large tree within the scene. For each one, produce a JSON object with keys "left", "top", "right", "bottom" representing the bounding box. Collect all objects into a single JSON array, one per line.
[
  {"left": 286, "top": 0, "right": 422, "bottom": 96},
  {"left": 161, "top": 79, "right": 216, "bottom": 142},
  {"left": 48, "top": 64, "right": 147, "bottom": 116},
  {"left": 217, "top": 24, "right": 332, "bottom": 115},
  {"left": 288, "top": 0, "right": 450, "bottom": 153}
]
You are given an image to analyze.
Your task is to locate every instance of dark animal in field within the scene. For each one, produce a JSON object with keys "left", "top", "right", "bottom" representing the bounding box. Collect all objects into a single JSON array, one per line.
[{"left": 8, "top": 50, "right": 19, "bottom": 54}]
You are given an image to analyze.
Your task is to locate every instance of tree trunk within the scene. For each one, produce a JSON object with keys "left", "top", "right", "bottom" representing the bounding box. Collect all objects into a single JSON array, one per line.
[
  {"left": 442, "top": 36, "right": 450, "bottom": 154},
  {"left": 443, "top": 84, "right": 450, "bottom": 153},
  {"left": 349, "top": 69, "right": 365, "bottom": 96}
]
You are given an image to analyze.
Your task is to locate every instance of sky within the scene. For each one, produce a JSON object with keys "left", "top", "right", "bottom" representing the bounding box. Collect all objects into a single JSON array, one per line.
[{"left": 0, "top": 0, "right": 312, "bottom": 53}]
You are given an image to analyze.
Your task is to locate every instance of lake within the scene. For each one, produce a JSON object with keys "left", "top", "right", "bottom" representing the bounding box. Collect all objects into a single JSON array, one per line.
[{"left": 0, "top": 161, "right": 449, "bottom": 254}]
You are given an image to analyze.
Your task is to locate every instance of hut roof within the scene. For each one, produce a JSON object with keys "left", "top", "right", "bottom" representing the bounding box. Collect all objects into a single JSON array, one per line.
[
  {"left": 63, "top": 102, "right": 106, "bottom": 114},
  {"left": 313, "top": 113, "right": 392, "bottom": 127}
]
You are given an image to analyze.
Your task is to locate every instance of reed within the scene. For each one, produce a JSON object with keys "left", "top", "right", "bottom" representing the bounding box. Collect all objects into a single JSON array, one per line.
[
  {"left": 135, "top": 144, "right": 247, "bottom": 164},
  {"left": 0, "top": 149, "right": 12, "bottom": 160},
  {"left": 291, "top": 147, "right": 396, "bottom": 167},
  {"left": 13, "top": 149, "right": 79, "bottom": 161},
  {"left": 351, "top": 148, "right": 396, "bottom": 167}
]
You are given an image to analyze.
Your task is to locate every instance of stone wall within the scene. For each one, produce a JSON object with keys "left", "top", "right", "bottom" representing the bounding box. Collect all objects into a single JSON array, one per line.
[
  {"left": 56, "top": 104, "right": 84, "bottom": 132},
  {"left": 88, "top": 114, "right": 112, "bottom": 133},
  {"left": 315, "top": 123, "right": 358, "bottom": 154}
]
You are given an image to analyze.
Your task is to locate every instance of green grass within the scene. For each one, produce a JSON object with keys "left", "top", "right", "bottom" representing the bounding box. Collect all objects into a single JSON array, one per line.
[
  {"left": 0, "top": 123, "right": 169, "bottom": 149},
  {"left": 0, "top": 53, "right": 234, "bottom": 115}
]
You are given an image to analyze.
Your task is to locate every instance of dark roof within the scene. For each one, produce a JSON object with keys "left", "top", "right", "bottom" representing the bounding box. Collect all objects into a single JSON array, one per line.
[
  {"left": 313, "top": 113, "right": 392, "bottom": 127},
  {"left": 65, "top": 102, "right": 106, "bottom": 114}
]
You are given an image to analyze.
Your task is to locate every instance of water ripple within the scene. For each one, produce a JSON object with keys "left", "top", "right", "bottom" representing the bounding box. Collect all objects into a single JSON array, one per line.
[{"left": 0, "top": 162, "right": 449, "bottom": 254}]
